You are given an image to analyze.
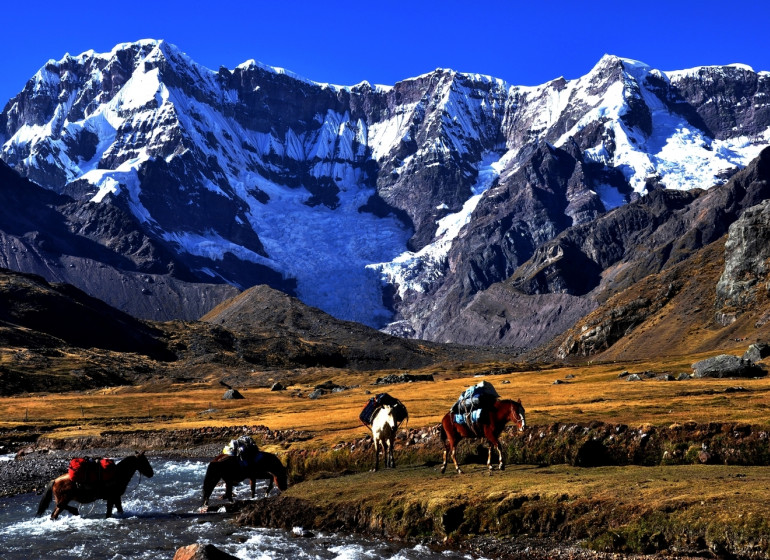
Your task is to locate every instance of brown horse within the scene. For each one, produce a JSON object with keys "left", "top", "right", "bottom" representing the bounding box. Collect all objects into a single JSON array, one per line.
[
  {"left": 439, "top": 399, "right": 526, "bottom": 474},
  {"left": 201, "top": 450, "right": 288, "bottom": 507},
  {"left": 36, "top": 451, "right": 154, "bottom": 519}
]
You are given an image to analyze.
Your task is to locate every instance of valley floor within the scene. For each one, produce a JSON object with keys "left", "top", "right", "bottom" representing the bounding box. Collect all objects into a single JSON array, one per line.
[{"left": 3, "top": 355, "right": 770, "bottom": 557}]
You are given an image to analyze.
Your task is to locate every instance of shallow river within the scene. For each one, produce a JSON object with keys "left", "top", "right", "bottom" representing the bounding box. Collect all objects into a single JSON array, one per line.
[{"left": 0, "top": 457, "right": 481, "bottom": 560}]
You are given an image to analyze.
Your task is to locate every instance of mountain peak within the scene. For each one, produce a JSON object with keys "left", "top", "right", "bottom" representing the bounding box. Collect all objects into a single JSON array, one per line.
[{"left": 2, "top": 42, "right": 769, "bottom": 340}]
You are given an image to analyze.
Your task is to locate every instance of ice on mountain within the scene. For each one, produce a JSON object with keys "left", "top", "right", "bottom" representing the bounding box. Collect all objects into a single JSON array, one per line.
[
  {"left": 594, "top": 183, "right": 626, "bottom": 210},
  {"left": 368, "top": 102, "right": 420, "bottom": 161},
  {"left": 371, "top": 151, "right": 506, "bottom": 299},
  {"left": 4, "top": 41, "right": 770, "bottom": 328}
]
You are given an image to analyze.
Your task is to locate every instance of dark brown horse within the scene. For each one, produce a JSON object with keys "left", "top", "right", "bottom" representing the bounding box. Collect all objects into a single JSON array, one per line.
[
  {"left": 439, "top": 399, "right": 525, "bottom": 474},
  {"left": 201, "top": 450, "right": 288, "bottom": 507},
  {"left": 36, "top": 451, "right": 154, "bottom": 519}
]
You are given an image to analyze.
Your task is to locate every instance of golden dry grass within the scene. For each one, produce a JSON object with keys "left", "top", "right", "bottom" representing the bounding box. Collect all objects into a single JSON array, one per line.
[
  {"left": 5, "top": 356, "right": 770, "bottom": 554},
  {"left": 244, "top": 460, "right": 770, "bottom": 555},
  {"left": 3, "top": 353, "right": 770, "bottom": 445}
]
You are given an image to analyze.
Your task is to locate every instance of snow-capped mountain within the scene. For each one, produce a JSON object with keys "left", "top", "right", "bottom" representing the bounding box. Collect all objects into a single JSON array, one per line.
[{"left": 1, "top": 40, "right": 769, "bottom": 344}]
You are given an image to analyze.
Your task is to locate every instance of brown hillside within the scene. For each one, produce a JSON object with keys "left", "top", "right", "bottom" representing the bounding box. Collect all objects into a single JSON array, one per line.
[
  {"left": 200, "top": 283, "right": 503, "bottom": 370},
  {"left": 548, "top": 238, "right": 770, "bottom": 362},
  {"left": 0, "top": 271, "right": 515, "bottom": 395}
]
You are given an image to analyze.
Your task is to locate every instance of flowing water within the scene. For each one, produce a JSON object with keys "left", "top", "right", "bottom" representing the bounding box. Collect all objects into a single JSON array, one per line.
[{"left": 0, "top": 457, "right": 481, "bottom": 560}]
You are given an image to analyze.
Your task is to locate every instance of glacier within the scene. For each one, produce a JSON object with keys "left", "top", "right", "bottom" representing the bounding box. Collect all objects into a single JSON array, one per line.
[{"left": 2, "top": 41, "right": 769, "bottom": 330}]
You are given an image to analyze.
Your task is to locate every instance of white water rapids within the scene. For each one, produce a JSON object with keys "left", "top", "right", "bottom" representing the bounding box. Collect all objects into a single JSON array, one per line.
[{"left": 0, "top": 457, "right": 482, "bottom": 559}]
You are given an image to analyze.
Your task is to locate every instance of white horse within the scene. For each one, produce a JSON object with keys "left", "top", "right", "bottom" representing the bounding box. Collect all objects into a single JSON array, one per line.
[{"left": 370, "top": 404, "right": 406, "bottom": 471}]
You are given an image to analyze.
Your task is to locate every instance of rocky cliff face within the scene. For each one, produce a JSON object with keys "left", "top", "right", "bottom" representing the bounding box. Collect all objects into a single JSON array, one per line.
[
  {"left": 0, "top": 159, "right": 241, "bottom": 320},
  {"left": 716, "top": 198, "right": 770, "bottom": 315},
  {"left": 550, "top": 148, "right": 770, "bottom": 358},
  {"left": 1, "top": 41, "right": 769, "bottom": 347}
]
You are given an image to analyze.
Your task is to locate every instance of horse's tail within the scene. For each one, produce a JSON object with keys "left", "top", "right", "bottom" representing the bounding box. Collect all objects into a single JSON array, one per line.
[
  {"left": 36, "top": 480, "right": 54, "bottom": 517},
  {"left": 439, "top": 421, "right": 447, "bottom": 443}
]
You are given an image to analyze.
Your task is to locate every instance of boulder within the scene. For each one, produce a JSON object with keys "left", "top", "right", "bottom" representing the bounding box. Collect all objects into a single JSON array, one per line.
[
  {"left": 222, "top": 389, "right": 245, "bottom": 400},
  {"left": 173, "top": 543, "right": 238, "bottom": 560},
  {"left": 270, "top": 382, "right": 286, "bottom": 391},
  {"left": 374, "top": 373, "right": 434, "bottom": 384},
  {"left": 314, "top": 380, "right": 342, "bottom": 391},
  {"left": 691, "top": 355, "right": 766, "bottom": 378},
  {"left": 744, "top": 342, "right": 770, "bottom": 363}
]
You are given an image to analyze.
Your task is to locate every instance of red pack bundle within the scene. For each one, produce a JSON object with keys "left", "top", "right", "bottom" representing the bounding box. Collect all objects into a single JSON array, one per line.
[
  {"left": 99, "top": 458, "right": 116, "bottom": 482},
  {"left": 68, "top": 457, "right": 115, "bottom": 484},
  {"left": 68, "top": 457, "right": 95, "bottom": 483}
]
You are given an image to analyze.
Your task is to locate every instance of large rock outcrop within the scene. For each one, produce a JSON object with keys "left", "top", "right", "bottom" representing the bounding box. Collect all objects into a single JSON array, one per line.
[
  {"left": 716, "top": 198, "right": 770, "bottom": 315},
  {"left": 691, "top": 354, "right": 765, "bottom": 378}
]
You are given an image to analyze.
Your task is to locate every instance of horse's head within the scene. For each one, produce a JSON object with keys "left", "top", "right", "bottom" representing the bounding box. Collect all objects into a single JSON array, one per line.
[
  {"left": 276, "top": 470, "right": 289, "bottom": 491},
  {"left": 373, "top": 405, "right": 397, "bottom": 429},
  {"left": 135, "top": 451, "right": 154, "bottom": 478},
  {"left": 265, "top": 452, "right": 288, "bottom": 491},
  {"left": 510, "top": 399, "right": 526, "bottom": 432}
]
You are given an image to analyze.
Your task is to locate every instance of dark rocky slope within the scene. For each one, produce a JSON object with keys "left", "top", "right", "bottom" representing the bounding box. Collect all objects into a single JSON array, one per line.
[
  {"left": 0, "top": 160, "right": 242, "bottom": 321},
  {"left": 0, "top": 269, "right": 503, "bottom": 395},
  {"left": 418, "top": 147, "right": 770, "bottom": 356},
  {"left": 200, "top": 284, "right": 496, "bottom": 370}
]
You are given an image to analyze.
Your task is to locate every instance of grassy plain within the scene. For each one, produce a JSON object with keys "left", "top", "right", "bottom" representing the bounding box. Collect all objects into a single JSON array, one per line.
[
  {"left": 3, "top": 350, "right": 769, "bottom": 444},
  {"left": 5, "top": 351, "right": 770, "bottom": 555}
]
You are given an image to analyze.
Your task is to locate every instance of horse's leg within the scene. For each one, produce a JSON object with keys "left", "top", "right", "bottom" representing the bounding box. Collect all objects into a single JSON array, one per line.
[
  {"left": 250, "top": 479, "right": 256, "bottom": 498},
  {"left": 202, "top": 476, "right": 218, "bottom": 507},
  {"left": 451, "top": 445, "right": 463, "bottom": 474},
  {"left": 115, "top": 496, "right": 124, "bottom": 514},
  {"left": 224, "top": 482, "right": 234, "bottom": 502},
  {"left": 265, "top": 477, "right": 274, "bottom": 497},
  {"left": 441, "top": 442, "right": 448, "bottom": 474},
  {"left": 52, "top": 494, "right": 78, "bottom": 519},
  {"left": 106, "top": 500, "right": 114, "bottom": 518},
  {"left": 486, "top": 429, "right": 504, "bottom": 471},
  {"left": 440, "top": 424, "right": 451, "bottom": 474},
  {"left": 372, "top": 437, "right": 380, "bottom": 472},
  {"left": 388, "top": 436, "right": 395, "bottom": 468}
]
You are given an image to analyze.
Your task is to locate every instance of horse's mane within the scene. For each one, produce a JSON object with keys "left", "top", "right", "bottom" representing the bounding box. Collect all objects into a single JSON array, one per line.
[
  {"left": 497, "top": 398, "right": 523, "bottom": 410},
  {"left": 116, "top": 455, "right": 134, "bottom": 467},
  {"left": 116, "top": 453, "right": 147, "bottom": 469}
]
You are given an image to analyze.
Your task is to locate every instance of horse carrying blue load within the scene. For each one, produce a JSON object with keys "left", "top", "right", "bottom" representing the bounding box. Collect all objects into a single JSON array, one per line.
[
  {"left": 450, "top": 381, "right": 500, "bottom": 425},
  {"left": 359, "top": 393, "right": 408, "bottom": 429}
]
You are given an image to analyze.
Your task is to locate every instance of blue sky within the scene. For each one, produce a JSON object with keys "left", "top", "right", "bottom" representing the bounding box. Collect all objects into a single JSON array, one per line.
[{"left": 2, "top": 0, "right": 769, "bottom": 105}]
